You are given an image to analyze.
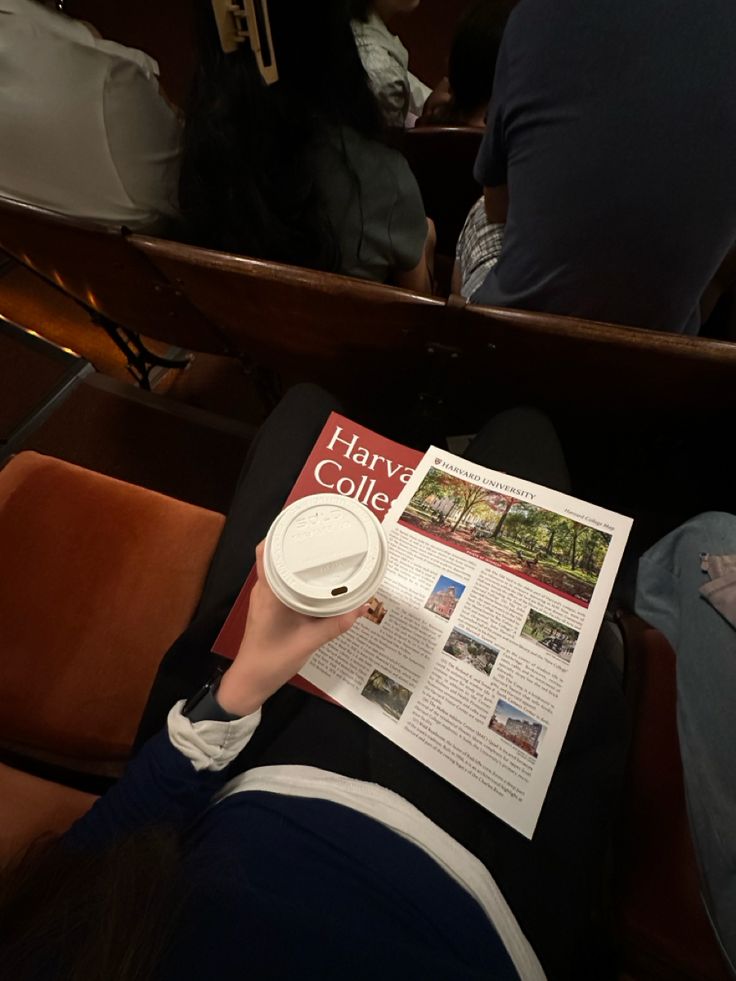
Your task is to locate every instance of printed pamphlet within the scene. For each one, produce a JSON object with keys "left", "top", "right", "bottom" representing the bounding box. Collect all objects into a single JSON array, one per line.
[{"left": 213, "top": 413, "right": 632, "bottom": 837}]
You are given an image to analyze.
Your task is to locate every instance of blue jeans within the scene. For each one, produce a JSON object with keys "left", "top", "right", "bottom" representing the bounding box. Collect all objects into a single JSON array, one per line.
[{"left": 635, "top": 512, "right": 736, "bottom": 971}]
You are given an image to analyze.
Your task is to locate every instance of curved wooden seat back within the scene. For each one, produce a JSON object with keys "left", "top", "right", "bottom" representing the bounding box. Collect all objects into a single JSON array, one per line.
[
  {"left": 614, "top": 612, "right": 734, "bottom": 981},
  {"left": 130, "top": 235, "right": 449, "bottom": 402},
  {"left": 453, "top": 302, "right": 736, "bottom": 413},
  {"left": 131, "top": 231, "right": 736, "bottom": 417},
  {"left": 0, "top": 196, "right": 231, "bottom": 355},
  {"left": 394, "top": 126, "right": 483, "bottom": 257}
]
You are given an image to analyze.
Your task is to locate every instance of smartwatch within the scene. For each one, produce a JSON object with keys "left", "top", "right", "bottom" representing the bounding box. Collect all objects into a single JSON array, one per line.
[{"left": 181, "top": 668, "right": 241, "bottom": 723}]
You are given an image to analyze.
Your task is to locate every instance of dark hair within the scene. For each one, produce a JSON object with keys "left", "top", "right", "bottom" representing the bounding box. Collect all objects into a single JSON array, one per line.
[
  {"left": 0, "top": 829, "right": 186, "bottom": 981},
  {"left": 179, "top": 0, "right": 384, "bottom": 270},
  {"left": 348, "top": 0, "right": 372, "bottom": 21},
  {"left": 448, "top": 0, "right": 518, "bottom": 118}
]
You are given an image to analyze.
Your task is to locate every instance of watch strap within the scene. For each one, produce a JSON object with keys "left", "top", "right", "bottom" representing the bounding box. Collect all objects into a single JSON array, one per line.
[{"left": 182, "top": 669, "right": 242, "bottom": 723}]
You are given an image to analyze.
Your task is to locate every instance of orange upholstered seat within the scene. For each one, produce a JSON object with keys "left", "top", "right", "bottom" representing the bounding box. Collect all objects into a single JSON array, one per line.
[
  {"left": 0, "top": 763, "right": 96, "bottom": 864},
  {"left": 0, "top": 450, "right": 226, "bottom": 863},
  {"left": 0, "top": 452, "right": 225, "bottom": 772}
]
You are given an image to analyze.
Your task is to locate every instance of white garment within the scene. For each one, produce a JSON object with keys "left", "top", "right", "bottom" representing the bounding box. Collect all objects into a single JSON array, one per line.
[
  {"left": 351, "top": 11, "right": 431, "bottom": 128},
  {"left": 169, "top": 700, "right": 546, "bottom": 981},
  {"left": 0, "top": 0, "right": 182, "bottom": 228}
]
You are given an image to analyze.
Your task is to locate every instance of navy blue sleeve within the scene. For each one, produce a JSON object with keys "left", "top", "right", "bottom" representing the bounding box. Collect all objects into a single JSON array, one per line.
[
  {"left": 474, "top": 23, "right": 511, "bottom": 188},
  {"left": 63, "top": 729, "right": 227, "bottom": 852}
]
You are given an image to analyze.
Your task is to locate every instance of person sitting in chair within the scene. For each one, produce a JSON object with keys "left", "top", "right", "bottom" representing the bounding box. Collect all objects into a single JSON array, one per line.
[
  {"left": 0, "top": 387, "right": 628, "bottom": 981},
  {"left": 0, "top": 0, "right": 182, "bottom": 230},
  {"left": 455, "top": 0, "right": 736, "bottom": 333},
  {"left": 179, "top": 0, "right": 436, "bottom": 292},
  {"left": 349, "top": 0, "right": 437, "bottom": 129}
]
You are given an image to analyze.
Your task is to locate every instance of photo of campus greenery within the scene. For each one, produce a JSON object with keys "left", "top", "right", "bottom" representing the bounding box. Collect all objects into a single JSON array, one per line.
[
  {"left": 443, "top": 627, "right": 499, "bottom": 676},
  {"left": 520, "top": 609, "right": 579, "bottom": 664},
  {"left": 360, "top": 670, "right": 412, "bottom": 720},
  {"left": 399, "top": 468, "right": 612, "bottom": 605}
]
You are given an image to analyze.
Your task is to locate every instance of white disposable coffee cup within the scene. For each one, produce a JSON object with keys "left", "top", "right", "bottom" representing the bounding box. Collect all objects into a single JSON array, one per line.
[{"left": 264, "top": 493, "right": 388, "bottom": 617}]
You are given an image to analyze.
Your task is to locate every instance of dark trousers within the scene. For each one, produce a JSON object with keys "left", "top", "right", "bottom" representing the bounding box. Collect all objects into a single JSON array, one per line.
[{"left": 136, "top": 384, "right": 627, "bottom": 981}]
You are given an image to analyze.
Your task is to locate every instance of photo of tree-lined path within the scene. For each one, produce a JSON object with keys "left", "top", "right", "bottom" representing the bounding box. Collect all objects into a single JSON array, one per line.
[
  {"left": 521, "top": 610, "right": 579, "bottom": 664},
  {"left": 399, "top": 468, "right": 612, "bottom": 606}
]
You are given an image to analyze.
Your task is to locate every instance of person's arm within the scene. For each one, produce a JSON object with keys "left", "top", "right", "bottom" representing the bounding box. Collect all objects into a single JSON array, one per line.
[
  {"left": 64, "top": 544, "right": 367, "bottom": 852},
  {"left": 419, "top": 76, "right": 451, "bottom": 123},
  {"left": 483, "top": 184, "right": 509, "bottom": 225},
  {"left": 473, "top": 27, "right": 511, "bottom": 223},
  {"left": 393, "top": 217, "right": 436, "bottom": 294},
  {"left": 358, "top": 43, "right": 411, "bottom": 129},
  {"left": 62, "top": 725, "right": 234, "bottom": 852},
  {"left": 407, "top": 71, "right": 434, "bottom": 119},
  {"left": 388, "top": 153, "right": 436, "bottom": 294},
  {"left": 103, "top": 57, "right": 183, "bottom": 225},
  {"left": 216, "top": 544, "right": 368, "bottom": 716}
]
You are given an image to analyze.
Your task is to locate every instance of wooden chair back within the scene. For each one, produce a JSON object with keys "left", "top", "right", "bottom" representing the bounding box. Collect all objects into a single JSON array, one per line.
[
  {"left": 130, "top": 234, "right": 449, "bottom": 406},
  {"left": 395, "top": 126, "right": 483, "bottom": 257},
  {"left": 130, "top": 229, "right": 736, "bottom": 421},
  {"left": 613, "top": 611, "right": 734, "bottom": 981},
  {"left": 450, "top": 301, "right": 736, "bottom": 413},
  {"left": 0, "top": 196, "right": 231, "bottom": 355}
]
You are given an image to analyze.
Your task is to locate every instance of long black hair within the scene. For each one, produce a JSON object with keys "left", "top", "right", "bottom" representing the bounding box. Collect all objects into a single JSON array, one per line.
[
  {"left": 0, "top": 829, "right": 186, "bottom": 981},
  {"left": 179, "top": 0, "right": 385, "bottom": 270}
]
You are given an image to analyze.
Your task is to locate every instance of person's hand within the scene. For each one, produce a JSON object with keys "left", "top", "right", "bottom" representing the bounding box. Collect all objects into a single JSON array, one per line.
[
  {"left": 421, "top": 76, "right": 452, "bottom": 120},
  {"left": 216, "top": 542, "right": 368, "bottom": 717}
]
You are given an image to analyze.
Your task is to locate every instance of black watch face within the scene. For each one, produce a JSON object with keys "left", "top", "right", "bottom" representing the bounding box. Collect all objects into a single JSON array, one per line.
[
  {"left": 183, "top": 670, "right": 222, "bottom": 716},
  {"left": 182, "top": 686, "right": 206, "bottom": 716}
]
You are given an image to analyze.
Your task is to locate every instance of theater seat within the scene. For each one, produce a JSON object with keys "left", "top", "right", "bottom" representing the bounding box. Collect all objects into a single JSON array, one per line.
[
  {"left": 0, "top": 452, "right": 225, "bottom": 861},
  {"left": 392, "top": 126, "right": 483, "bottom": 293},
  {"left": 0, "top": 763, "right": 96, "bottom": 864},
  {"left": 615, "top": 612, "right": 733, "bottom": 981}
]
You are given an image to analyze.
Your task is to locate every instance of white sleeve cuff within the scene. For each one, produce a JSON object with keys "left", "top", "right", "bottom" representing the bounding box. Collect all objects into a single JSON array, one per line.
[
  {"left": 167, "top": 700, "right": 262, "bottom": 772},
  {"left": 409, "top": 73, "right": 432, "bottom": 115}
]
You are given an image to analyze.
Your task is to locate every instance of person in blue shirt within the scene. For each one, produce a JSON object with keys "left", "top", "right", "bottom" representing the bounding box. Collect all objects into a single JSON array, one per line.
[
  {"left": 0, "top": 386, "right": 627, "bottom": 980},
  {"left": 458, "top": 0, "right": 736, "bottom": 334}
]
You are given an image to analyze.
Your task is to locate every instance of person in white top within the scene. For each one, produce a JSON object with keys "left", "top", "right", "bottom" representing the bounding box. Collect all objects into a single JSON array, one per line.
[
  {"left": 0, "top": 0, "right": 182, "bottom": 229},
  {"left": 350, "top": 0, "right": 436, "bottom": 128}
]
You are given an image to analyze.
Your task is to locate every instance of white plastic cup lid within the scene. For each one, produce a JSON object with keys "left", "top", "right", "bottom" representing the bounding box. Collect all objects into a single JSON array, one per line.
[{"left": 263, "top": 493, "right": 388, "bottom": 617}]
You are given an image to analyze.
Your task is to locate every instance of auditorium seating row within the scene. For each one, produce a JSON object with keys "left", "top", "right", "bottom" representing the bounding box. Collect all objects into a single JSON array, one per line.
[
  {"left": 0, "top": 451, "right": 731, "bottom": 981},
  {"left": 2, "top": 193, "right": 736, "bottom": 428},
  {"left": 3, "top": 7, "right": 732, "bottom": 977}
]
